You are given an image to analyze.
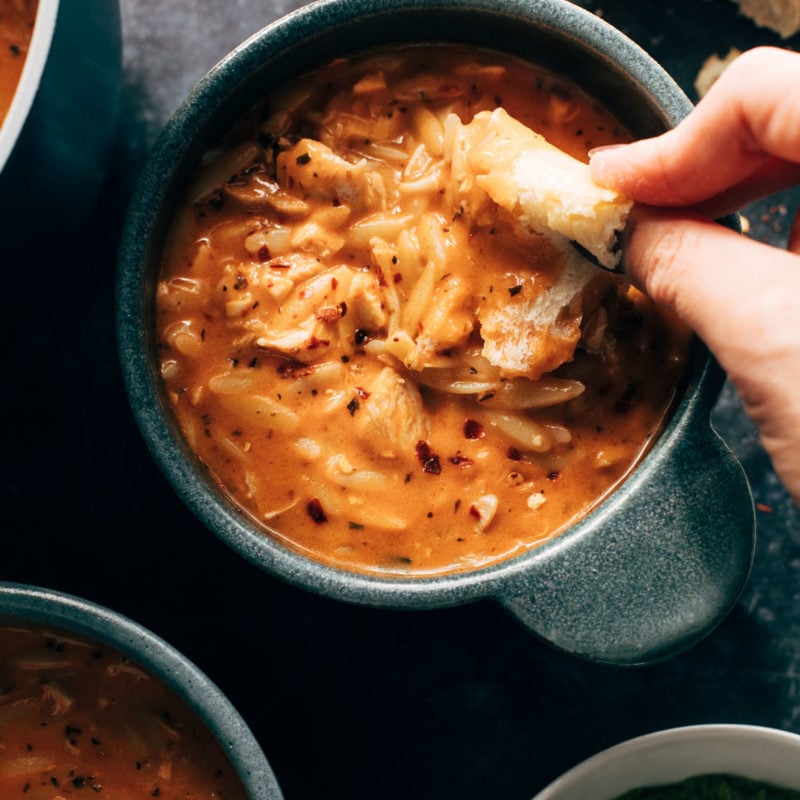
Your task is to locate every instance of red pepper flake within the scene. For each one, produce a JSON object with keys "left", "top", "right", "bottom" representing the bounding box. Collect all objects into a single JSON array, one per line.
[
  {"left": 372, "top": 263, "right": 387, "bottom": 286},
  {"left": 257, "top": 244, "right": 271, "bottom": 262},
  {"left": 508, "top": 284, "right": 522, "bottom": 296},
  {"left": 507, "top": 447, "right": 521, "bottom": 461},
  {"left": 393, "top": 272, "right": 403, "bottom": 283},
  {"left": 449, "top": 455, "right": 473, "bottom": 468},
  {"left": 464, "top": 419, "right": 485, "bottom": 440},
  {"left": 354, "top": 328, "right": 371, "bottom": 346},
  {"left": 346, "top": 397, "right": 360, "bottom": 416},
  {"left": 307, "top": 498, "right": 327, "bottom": 523},
  {"left": 468, "top": 504, "right": 481, "bottom": 519},
  {"left": 416, "top": 441, "right": 442, "bottom": 474},
  {"left": 355, "top": 386, "right": 370, "bottom": 399},
  {"left": 277, "top": 361, "right": 314, "bottom": 379},
  {"left": 756, "top": 502, "right": 773, "bottom": 513},
  {"left": 306, "top": 336, "right": 330, "bottom": 350},
  {"left": 233, "top": 272, "right": 248, "bottom": 290},
  {"left": 547, "top": 470, "right": 560, "bottom": 480},
  {"left": 296, "top": 152, "right": 311, "bottom": 165},
  {"left": 270, "top": 262, "right": 290, "bottom": 270}
]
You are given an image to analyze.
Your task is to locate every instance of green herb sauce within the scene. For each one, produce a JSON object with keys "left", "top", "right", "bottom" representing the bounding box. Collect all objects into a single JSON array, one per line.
[{"left": 615, "top": 774, "right": 800, "bottom": 800}]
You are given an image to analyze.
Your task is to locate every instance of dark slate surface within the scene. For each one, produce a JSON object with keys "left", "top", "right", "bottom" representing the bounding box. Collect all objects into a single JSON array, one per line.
[{"left": 3, "top": 1, "right": 799, "bottom": 798}]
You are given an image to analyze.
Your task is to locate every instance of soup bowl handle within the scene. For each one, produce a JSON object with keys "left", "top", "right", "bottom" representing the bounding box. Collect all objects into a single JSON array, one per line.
[{"left": 494, "top": 399, "right": 755, "bottom": 666}]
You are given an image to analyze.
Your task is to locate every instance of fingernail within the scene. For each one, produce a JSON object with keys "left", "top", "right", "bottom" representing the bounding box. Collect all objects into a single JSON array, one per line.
[{"left": 587, "top": 143, "right": 627, "bottom": 159}]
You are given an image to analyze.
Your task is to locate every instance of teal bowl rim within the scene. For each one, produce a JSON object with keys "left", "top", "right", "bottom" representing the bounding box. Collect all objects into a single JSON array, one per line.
[
  {"left": 0, "top": 582, "right": 283, "bottom": 799},
  {"left": 116, "top": 0, "right": 754, "bottom": 661}
]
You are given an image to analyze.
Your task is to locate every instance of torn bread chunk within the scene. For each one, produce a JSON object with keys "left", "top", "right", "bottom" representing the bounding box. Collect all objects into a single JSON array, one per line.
[
  {"left": 478, "top": 234, "right": 610, "bottom": 379},
  {"left": 445, "top": 107, "right": 632, "bottom": 270}
]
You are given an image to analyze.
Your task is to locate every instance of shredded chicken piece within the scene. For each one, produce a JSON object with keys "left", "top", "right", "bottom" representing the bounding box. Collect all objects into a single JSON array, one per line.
[
  {"left": 358, "top": 366, "right": 430, "bottom": 456},
  {"left": 277, "top": 139, "right": 387, "bottom": 211}
]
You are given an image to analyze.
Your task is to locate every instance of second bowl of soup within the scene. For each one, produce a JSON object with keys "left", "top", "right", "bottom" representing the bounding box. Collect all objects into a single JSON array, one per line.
[{"left": 117, "top": 0, "right": 755, "bottom": 665}]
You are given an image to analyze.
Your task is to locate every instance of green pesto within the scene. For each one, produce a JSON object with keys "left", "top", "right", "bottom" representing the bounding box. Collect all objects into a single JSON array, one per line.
[{"left": 615, "top": 774, "right": 800, "bottom": 800}]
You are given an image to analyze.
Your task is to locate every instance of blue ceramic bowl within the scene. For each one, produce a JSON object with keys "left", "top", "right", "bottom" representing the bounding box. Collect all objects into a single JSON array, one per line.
[
  {"left": 0, "top": 582, "right": 283, "bottom": 799},
  {"left": 117, "top": 0, "right": 755, "bottom": 666},
  {"left": 0, "top": 0, "right": 121, "bottom": 239}
]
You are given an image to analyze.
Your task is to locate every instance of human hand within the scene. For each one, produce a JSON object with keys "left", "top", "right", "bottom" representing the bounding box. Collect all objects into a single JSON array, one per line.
[{"left": 589, "top": 46, "right": 800, "bottom": 504}]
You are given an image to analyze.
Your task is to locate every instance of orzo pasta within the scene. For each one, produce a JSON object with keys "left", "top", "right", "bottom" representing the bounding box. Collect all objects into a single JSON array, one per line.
[{"left": 156, "top": 45, "right": 690, "bottom": 576}]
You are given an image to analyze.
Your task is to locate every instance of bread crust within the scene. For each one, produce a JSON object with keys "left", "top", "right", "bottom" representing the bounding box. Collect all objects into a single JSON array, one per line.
[{"left": 445, "top": 108, "right": 632, "bottom": 270}]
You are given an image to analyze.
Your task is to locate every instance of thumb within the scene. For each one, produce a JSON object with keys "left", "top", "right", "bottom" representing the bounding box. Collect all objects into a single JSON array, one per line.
[{"left": 625, "top": 206, "right": 800, "bottom": 503}]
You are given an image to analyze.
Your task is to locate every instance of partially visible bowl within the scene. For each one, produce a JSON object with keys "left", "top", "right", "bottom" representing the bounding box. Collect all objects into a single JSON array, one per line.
[
  {"left": 117, "top": 0, "right": 755, "bottom": 666},
  {"left": 533, "top": 724, "right": 800, "bottom": 799},
  {"left": 0, "top": 0, "right": 121, "bottom": 239},
  {"left": 0, "top": 582, "right": 283, "bottom": 799}
]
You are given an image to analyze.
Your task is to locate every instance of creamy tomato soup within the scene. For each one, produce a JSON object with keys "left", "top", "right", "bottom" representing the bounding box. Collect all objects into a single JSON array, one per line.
[
  {"left": 0, "top": 625, "right": 248, "bottom": 799},
  {"left": 156, "top": 45, "right": 689, "bottom": 576},
  {"left": 0, "top": 0, "right": 37, "bottom": 126}
]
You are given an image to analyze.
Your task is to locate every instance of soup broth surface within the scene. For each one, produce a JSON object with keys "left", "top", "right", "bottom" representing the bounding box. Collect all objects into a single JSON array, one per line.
[
  {"left": 0, "top": 625, "right": 248, "bottom": 799},
  {"left": 0, "top": 0, "right": 37, "bottom": 127},
  {"left": 157, "top": 45, "right": 690, "bottom": 576}
]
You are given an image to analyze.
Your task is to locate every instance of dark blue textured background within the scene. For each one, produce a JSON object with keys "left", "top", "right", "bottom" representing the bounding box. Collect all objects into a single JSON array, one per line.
[{"left": 3, "top": 1, "right": 799, "bottom": 798}]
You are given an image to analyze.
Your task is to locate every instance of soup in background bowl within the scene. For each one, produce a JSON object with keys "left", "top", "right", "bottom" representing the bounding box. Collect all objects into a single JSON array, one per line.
[
  {"left": 0, "top": 582, "right": 283, "bottom": 800},
  {"left": 0, "top": 0, "right": 120, "bottom": 240},
  {"left": 117, "top": 0, "right": 756, "bottom": 666},
  {"left": 0, "top": 0, "right": 38, "bottom": 127}
]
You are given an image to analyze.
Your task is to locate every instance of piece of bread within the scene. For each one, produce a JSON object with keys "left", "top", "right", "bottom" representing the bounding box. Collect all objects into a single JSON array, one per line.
[
  {"left": 734, "top": 0, "right": 800, "bottom": 37},
  {"left": 444, "top": 108, "right": 632, "bottom": 270},
  {"left": 478, "top": 235, "right": 609, "bottom": 379}
]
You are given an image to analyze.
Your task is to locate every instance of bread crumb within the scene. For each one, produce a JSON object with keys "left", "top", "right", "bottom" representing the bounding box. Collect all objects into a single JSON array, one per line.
[
  {"left": 739, "top": 213, "right": 751, "bottom": 234},
  {"left": 694, "top": 48, "right": 741, "bottom": 98},
  {"left": 733, "top": 0, "right": 800, "bottom": 38}
]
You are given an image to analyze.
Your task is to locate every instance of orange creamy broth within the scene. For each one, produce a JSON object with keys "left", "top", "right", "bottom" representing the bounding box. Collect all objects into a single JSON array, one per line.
[
  {"left": 0, "top": 0, "right": 37, "bottom": 126},
  {"left": 156, "top": 45, "right": 690, "bottom": 576},
  {"left": 0, "top": 625, "right": 248, "bottom": 799}
]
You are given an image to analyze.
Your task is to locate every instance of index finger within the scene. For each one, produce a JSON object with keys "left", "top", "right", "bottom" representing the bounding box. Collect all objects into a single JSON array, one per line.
[{"left": 589, "top": 47, "right": 800, "bottom": 207}]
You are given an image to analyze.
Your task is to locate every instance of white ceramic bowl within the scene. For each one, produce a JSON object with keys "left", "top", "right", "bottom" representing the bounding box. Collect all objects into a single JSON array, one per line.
[{"left": 533, "top": 724, "right": 800, "bottom": 799}]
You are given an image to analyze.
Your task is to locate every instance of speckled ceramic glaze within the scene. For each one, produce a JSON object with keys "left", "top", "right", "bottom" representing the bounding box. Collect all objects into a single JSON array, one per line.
[
  {"left": 0, "top": 0, "right": 121, "bottom": 239},
  {"left": 116, "top": 0, "right": 756, "bottom": 666},
  {"left": 532, "top": 724, "right": 800, "bottom": 799},
  {"left": 0, "top": 582, "right": 283, "bottom": 799}
]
